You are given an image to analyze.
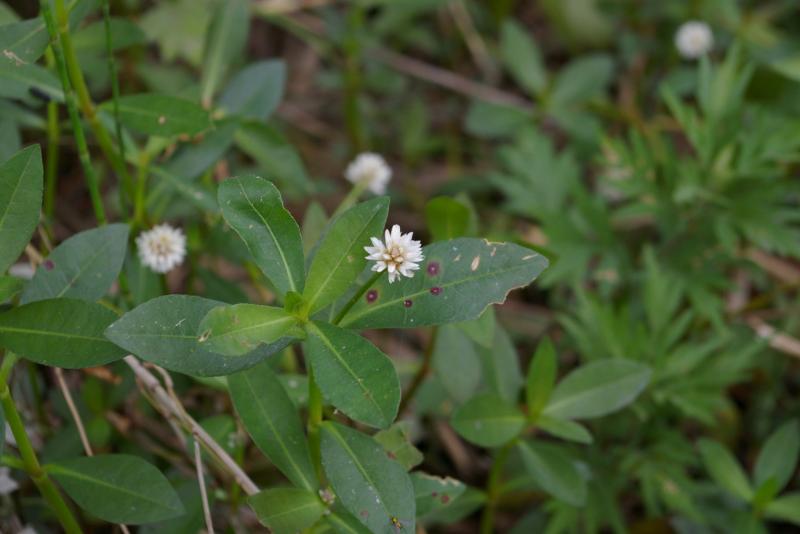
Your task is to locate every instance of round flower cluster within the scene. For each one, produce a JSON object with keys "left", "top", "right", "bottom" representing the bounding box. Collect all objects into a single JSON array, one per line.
[
  {"left": 675, "top": 21, "right": 713, "bottom": 59},
  {"left": 136, "top": 224, "right": 187, "bottom": 274},
  {"left": 345, "top": 152, "right": 392, "bottom": 195},
  {"left": 364, "top": 224, "right": 424, "bottom": 283}
]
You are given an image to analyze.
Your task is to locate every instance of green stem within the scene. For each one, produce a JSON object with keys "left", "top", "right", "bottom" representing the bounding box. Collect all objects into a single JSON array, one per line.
[
  {"left": 41, "top": 0, "right": 106, "bottom": 225},
  {"left": 343, "top": 5, "right": 366, "bottom": 153},
  {"left": 101, "top": 0, "right": 129, "bottom": 218},
  {"left": 44, "top": 49, "right": 60, "bottom": 221},
  {"left": 332, "top": 270, "right": 382, "bottom": 325},
  {"left": 306, "top": 368, "right": 324, "bottom": 482},
  {"left": 480, "top": 440, "right": 515, "bottom": 534},
  {"left": 398, "top": 326, "right": 438, "bottom": 414},
  {"left": 53, "top": 0, "right": 133, "bottom": 206},
  {"left": 331, "top": 179, "right": 370, "bottom": 219},
  {"left": 0, "top": 354, "right": 83, "bottom": 534},
  {"left": 133, "top": 149, "right": 153, "bottom": 228}
]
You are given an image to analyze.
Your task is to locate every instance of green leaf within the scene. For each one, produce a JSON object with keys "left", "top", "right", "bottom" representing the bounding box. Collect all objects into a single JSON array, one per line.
[
  {"left": 248, "top": 487, "right": 326, "bottom": 533},
  {"left": 373, "top": 422, "right": 423, "bottom": 471},
  {"left": 21, "top": 224, "right": 129, "bottom": 304},
  {"left": 220, "top": 60, "right": 285, "bottom": 121},
  {"left": 228, "top": 363, "right": 317, "bottom": 490},
  {"left": 424, "top": 196, "right": 471, "bottom": 242},
  {"left": 698, "top": 439, "right": 753, "bottom": 502},
  {"left": 48, "top": 454, "right": 184, "bottom": 524},
  {"left": 325, "top": 505, "right": 373, "bottom": 534},
  {"left": 320, "top": 422, "right": 415, "bottom": 534},
  {"left": 0, "top": 275, "right": 22, "bottom": 303},
  {"left": 536, "top": 415, "right": 593, "bottom": 444},
  {"left": 526, "top": 337, "right": 557, "bottom": 419},
  {"left": 450, "top": 393, "right": 526, "bottom": 448},
  {"left": 200, "top": 0, "right": 249, "bottom": 105},
  {"left": 500, "top": 20, "right": 547, "bottom": 95},
  {"left": 550, "top": 54, "right": 613, "bottom": 109},
  {"left": 517, "top": 440, "right": 587, "bottom": 506},
  {"left": 103, "top": 94, "right": 211, "bottom": 137},
  {"left": 306, "top": 321, "right": 400, "bottom": 429},
  {"left": 765, "top": 493, "right": 800, "bottom": 525},
  {"left": 411, "top": 472, "right": 466, "bottom": 517},
  {"left": 0, "top": 145, "right": 43, "bottom": 273},
  {"left": 235, "top": 122, "right": 313, "bottom": 194},
  {"left": 105, "top": 295, "right": 288, "bottom": 377},
  {"left": 304, "top": 197, "right": 389, "bottom": 314},
  {"left": 455, "top": 306, "right": 496, "bottom": 348},
  {"left": 0, "top": 298, "right": 124, "bottom": 368},
  {"left": 72, "top": 18, "right": 147, "bottom": 52},
  {"left": 433, "top": 325, "right": 481, "bottom": 403},
  {"left": 198, "top": 303, "right": 299, "bottom": 356},
  {"left": 478, "top": 324, "right": 523, "bottom": 402},
  {"left": 543, "top": 359, "right": 651, "bottom": 420},
  {"left": 340, "top": 239, "right": 548, "bottom": 329},
  {"left": 0, "top": 18, "right": 49, "bottom": 64},
  {"left": 0, "top": 62, "right": 64, "bottom": 102},
  {"left": 754, "top": 419, "right": 799, "bottom": 494},
  {"left": 218, "top": 176, "right": 305, "bottom": 294}
]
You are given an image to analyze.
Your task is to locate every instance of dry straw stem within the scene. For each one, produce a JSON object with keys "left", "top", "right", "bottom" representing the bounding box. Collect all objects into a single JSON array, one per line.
[
  {"left": 123, "top": 356, "right": 259, "bottom": 496},
  {"left": 747, "top": 316, "right": 800, "bottom": 360}
]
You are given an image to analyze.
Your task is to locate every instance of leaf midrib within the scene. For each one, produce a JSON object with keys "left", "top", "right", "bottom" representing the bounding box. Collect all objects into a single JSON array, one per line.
[
  {"left": 239, "top": 372, "right": 315, "bottom": 490},
  {"left": 309, "top": 323, "right": 387, "bottom": 424},
  {"left": 0, "top": 325, "right": 106, "bottom": 342}
]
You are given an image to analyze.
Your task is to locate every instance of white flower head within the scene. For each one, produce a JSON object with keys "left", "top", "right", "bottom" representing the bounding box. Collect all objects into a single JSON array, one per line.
[
  {"left": 675, "top": 21, "right": 713, "bottom": 59},
  {"left": 345, "top": 152, "right": 392, "bottom": 195},
  {"left": 136, "top": 224, "right": 187, "bottom": 274},
  {"left": 364, "top": 225, "right": 424, "bottom": 283}
]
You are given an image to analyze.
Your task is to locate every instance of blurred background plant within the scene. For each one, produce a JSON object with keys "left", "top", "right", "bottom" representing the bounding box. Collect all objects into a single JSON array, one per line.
[{"left": 1, "top": 0, "right": 800, "bottom": 532}]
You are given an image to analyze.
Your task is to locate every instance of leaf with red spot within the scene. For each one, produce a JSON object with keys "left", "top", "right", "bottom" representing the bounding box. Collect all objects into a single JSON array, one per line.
[{"left": 339, "top": 238, "right": 548, "bottom": 329}]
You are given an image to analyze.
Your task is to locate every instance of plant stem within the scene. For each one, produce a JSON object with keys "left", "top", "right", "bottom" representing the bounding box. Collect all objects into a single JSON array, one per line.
[
  {"left": 44, "top": 49, "right": 60, "bottom": 221},
  {"left": 331, "top": 179, "right": 370, "bottom": 219},
  {"left": 41, "top": 0, "right": 106, "bottom": 225},
  {"left": 332, "top": 270, "right": 382, "bottom": 325},
  {"left": 0, "top": 354, "right": 83, "bottom": 534},
  {"left": 398, "top": 326, "right": 439, "bottom": 414},
  {"left": 306, "top": 368, "right": 324, "bottom": 482},
  {"left": 101, "top": 0, "right": 129, "bottom": 218},
  {"left": 53, "top": 0, "right": 133, "bottom": 204},
  {"left": 343, "top": 4, "right": 366, "bottom": 153},
  {"left": 133, "top": 149, "right": 153, "bottom": 228},
  {"left": 480, "top": 440, "right": 515, "bottom": 534}
]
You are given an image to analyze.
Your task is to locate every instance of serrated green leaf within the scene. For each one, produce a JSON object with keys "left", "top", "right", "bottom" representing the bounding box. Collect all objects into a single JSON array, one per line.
[
  {"left": 48, "top": 454, "right": 184, "bottom": 524},
  {"left": 320, "top": 422, "right": 415, "bottom": 534},
  {"left": 198, "top": 303, "right": 299, "bottom": 356},
  {"left": 304, "top": 197, "right": 389, "bottom": 314},
  {"left": 339, "top": 239, "right": 548, "bottom": 329},
  {"left": 698, "top": 439, "right": 753, "bottom": 502},
  {"left": 21, "top": 224, "right": 129, "bottom": 304},
  {"left": 248, "top": 487, "right": 326, "bottom": 533},
  {"left": 754, "top": 419, "right": 799, "bottom": 494},
  {"left": 220, "top": 60, "right": 285, "bottom": 121},
  {"left": 500, "top": 20, "right": 547, "bottom": 95},
  {"left": 517, "top": 440, "right": 586, "bottom": 506},
  {"left": 543, "top": 359, "right": 651, "bottom": 420},
  {"left": 0, "top": 298, "right": 124, "bottom": 368},
  {"left": 306, "top": 321, "right": 400, "bottom": 429},
  {"left": 411, "top": 472, "right": 466, "bottom": 517},
  {"left": 526, "top": 337, "right": 557, "bottom": 419},
  {"left": 0, "top": 145, "right": 42, "bottom": 273},
  {"left": 229, "top": 363, "right": 317, "bottom": 490},
  {"left": 105, "top": 295, "right": 287, "bottom": 376},
  {"left": 450, "top": 393, "right": 526, "bottom": 448},
  {"left": 103, "top": 93, "right": 211, "bottom": 137},
  {"left": 218, "top": 175, "right": 304, "bottom": 295}
]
